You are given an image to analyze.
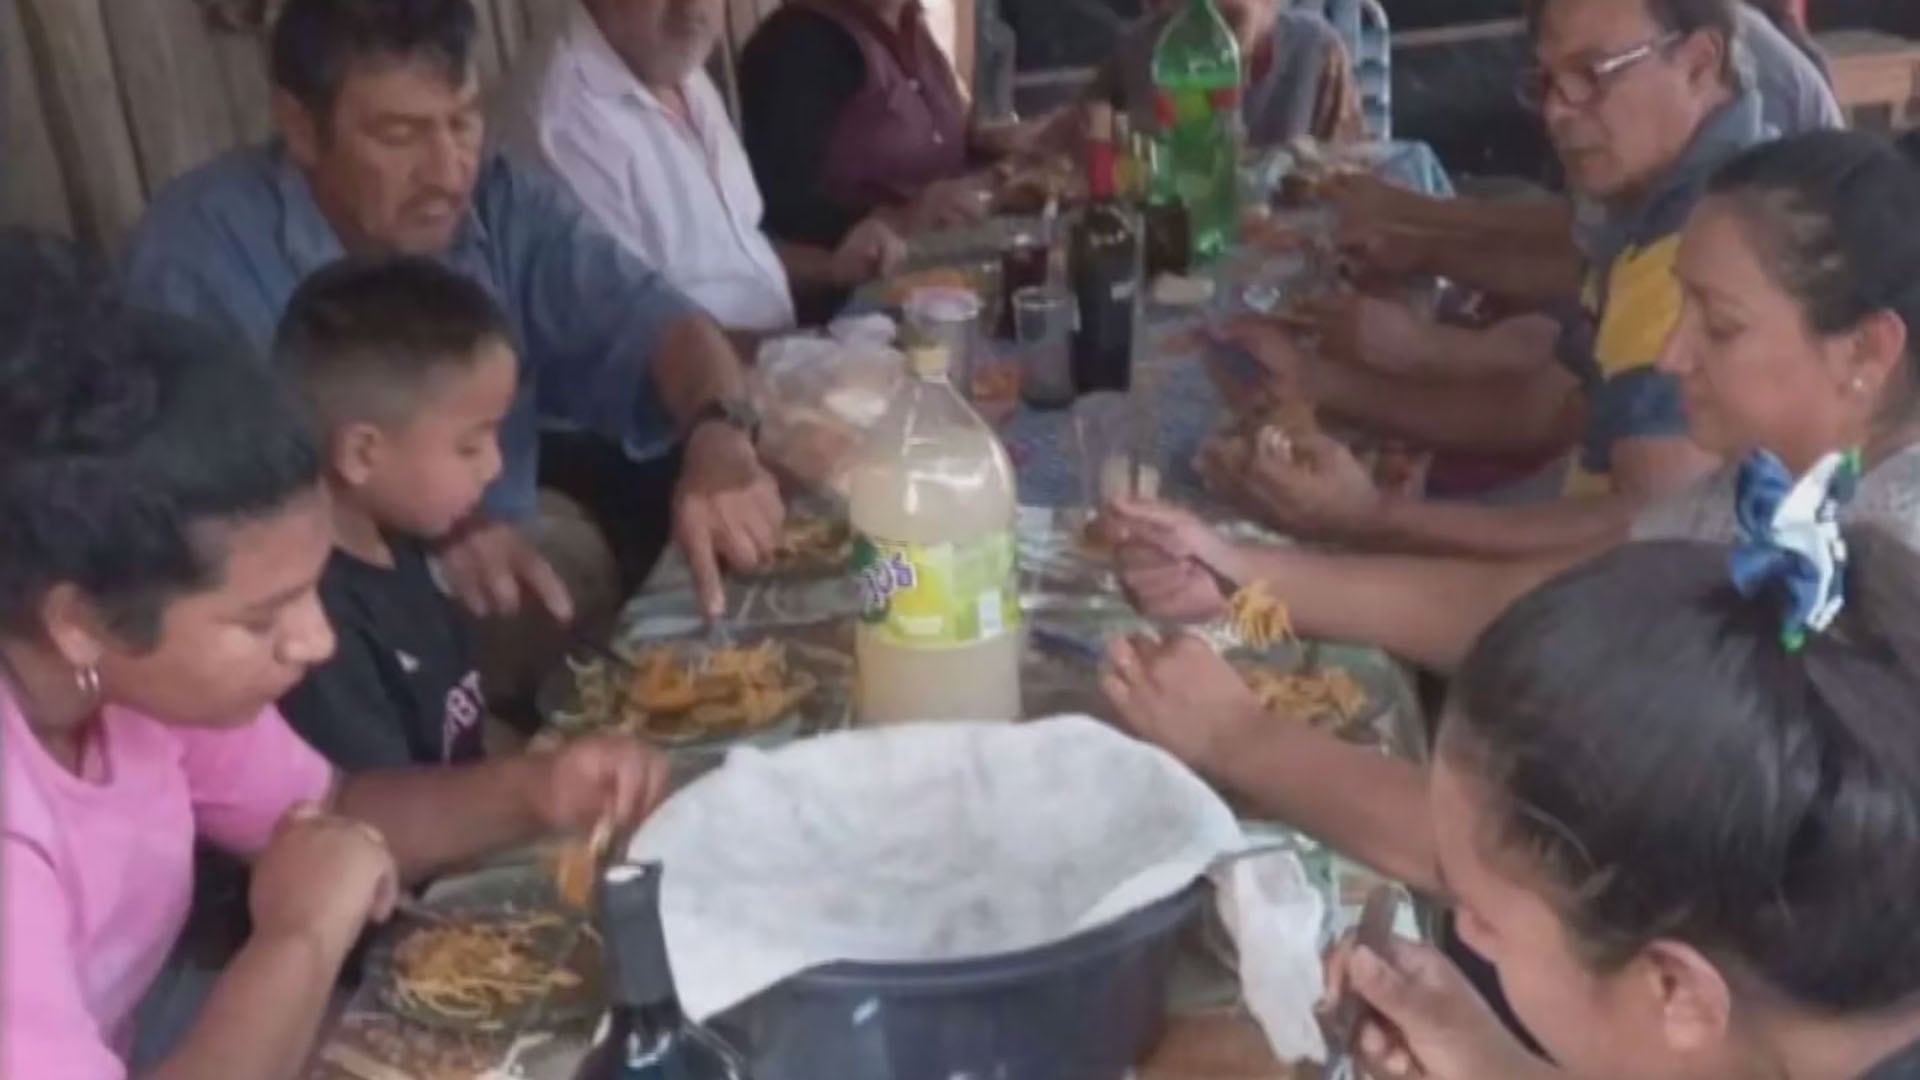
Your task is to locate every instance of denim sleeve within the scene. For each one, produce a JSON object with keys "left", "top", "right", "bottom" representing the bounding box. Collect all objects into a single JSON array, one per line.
[
  {"left": 1580, "top": 365, "right": 1689, "bottom": 476},
  {"left": 483, "top": 159, "right": 702, "bottom": 462}
]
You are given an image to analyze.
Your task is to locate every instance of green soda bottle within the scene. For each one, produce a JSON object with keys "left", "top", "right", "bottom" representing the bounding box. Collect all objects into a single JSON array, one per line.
[{"left": 1150, "top": 0, "right": 1243, "bottom": 263}]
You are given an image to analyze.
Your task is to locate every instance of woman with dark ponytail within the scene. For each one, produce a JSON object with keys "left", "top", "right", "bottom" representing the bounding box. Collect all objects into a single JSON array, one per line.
[{"left": 1324, "top": 523, "right": 1920, "bottom": 1080}]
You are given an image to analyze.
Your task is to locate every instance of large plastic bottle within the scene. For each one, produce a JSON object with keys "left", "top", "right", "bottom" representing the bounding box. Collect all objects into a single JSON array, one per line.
[
  {"left": 849, "top": 343, "right": 1022, "bottom": 724},
  {"left": 1150, "top": 0, "right": 1244, "bottom": 263}
]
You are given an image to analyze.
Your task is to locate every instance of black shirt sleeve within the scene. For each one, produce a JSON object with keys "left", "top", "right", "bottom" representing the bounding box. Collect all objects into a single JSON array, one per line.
[
  {"left": 739, "top": 9, "right": 870, "bottom": 248},
  {"left": 279, "top": 633, "right": 418, "bottom": 774}
]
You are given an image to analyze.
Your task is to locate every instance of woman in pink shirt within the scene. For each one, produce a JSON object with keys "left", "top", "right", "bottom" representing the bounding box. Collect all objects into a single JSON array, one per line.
[{"left": 0, "top": 246, "right": 668, "bottom": 1080}]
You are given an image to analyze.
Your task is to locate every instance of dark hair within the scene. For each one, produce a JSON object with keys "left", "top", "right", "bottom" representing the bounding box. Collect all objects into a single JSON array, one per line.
[
  {"left": 1448, "top": 532, "right": 1920, "bottom": 1012},
  {"left": 0, "top": 268, "right": 321, "bottom": 649},
  {"left": 1708, "top": 130, "right": 1920, "bottom": 417},
  {"left": 1525, "top": 0, "right": 1736, "bottom": 85},
  {"left": 274, "top": 254, "right": 512, "bottom": 436},
  {"left": 270, "top": 0, "right": 479, "bottom": 121}
]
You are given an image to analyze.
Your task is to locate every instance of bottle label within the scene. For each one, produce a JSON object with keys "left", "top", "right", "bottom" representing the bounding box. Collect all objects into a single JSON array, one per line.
[{"left": 853, "top": 530, "right": 1020, "bottom": 648}]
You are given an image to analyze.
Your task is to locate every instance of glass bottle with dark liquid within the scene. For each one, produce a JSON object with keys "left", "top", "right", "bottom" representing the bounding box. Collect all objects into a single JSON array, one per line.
[
  {"left": 1068, "top": 101, "right": 1142, "bottom": 396},
  {"left": 573, "top": 863, "right": 747, "bottom": 1080}
]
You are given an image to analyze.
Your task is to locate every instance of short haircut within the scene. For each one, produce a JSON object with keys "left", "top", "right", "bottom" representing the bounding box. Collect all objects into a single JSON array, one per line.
[
  {"left": 1450, "top": 531, "right": 1920, "bottom": 1012},
  {"left": 1525, "top": 0, "right": 1737, "bottom": 85},
  {"left": 270, "top": 0, "right": 479, "bottom": 121},
  {"left": 274, "top": 255, "right": 513, "bottom": 439},
  {"left": 0, "top": 244, "right": 321, "bottom": 648}
]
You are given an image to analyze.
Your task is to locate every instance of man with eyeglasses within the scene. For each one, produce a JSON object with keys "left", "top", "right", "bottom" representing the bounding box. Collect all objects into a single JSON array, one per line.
[
  {"left": 1319, "top": 0, "right": 1835, "bottom": 308},
  {"left": 1212, "top": 0, "right": 1766, "bottom": 561}
]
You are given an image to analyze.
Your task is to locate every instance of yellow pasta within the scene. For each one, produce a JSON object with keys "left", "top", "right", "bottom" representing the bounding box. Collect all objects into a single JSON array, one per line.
[
  {"left": 559, "top": 640, "right": 816, "bottom": 745},
  {"left": 1228, "top": 581, "right": 1296, "bottom": 649},
  {"left": 1243, "top": 667, "right": 1369, "bottom": 729},
  {"left": 389, "top": 913, "right": 591, "bottom": 1028}
]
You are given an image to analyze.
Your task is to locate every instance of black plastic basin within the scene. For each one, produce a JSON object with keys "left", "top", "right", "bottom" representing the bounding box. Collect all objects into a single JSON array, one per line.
[{"left": 710, "top": 882, "right": 1209, "bottom": 1080}]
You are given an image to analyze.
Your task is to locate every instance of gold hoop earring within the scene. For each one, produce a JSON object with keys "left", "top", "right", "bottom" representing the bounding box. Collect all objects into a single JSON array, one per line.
[{"left": 74, "top": 665, "right": 100, "bottom": 706}]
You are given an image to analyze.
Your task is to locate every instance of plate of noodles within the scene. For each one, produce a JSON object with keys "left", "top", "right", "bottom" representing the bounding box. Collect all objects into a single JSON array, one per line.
[
  {"left": 743, "top": 512, "right": 856, "bottom": 580},
  {"left": 367, "top": 870, "right": 603, "bottom": 1035},
  {"left": 541, "top": 622, "right": 855, "bottom": 752},
  {"left": 1216, "top": 581, "right": 1399, "bottom": 745}
]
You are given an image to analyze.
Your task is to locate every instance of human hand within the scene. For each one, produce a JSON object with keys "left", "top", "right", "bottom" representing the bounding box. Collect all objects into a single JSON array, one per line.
[
  {"left": 910, "top": 176, "right": 994, "bottom": 233},
  {"left": 675, "top": 420, "right": 785, "bottom": 619},
  {"left": 1102, "top": 632, "right": 1268, "bottom": 773},
  {"left": 1241, "top": 430, "right": 1387, "bottom": 541},
  {"left": 249, "top": 803, "right": 399, "bottom": 955},
  {"left": 830, "top": 215, "right": 910, "bottom": 287},
  {"left": 520, "top": 735, "right": 673, "bottom": 834},
  {"left": 437, "top": 517, "right": 574, "bottom": 622},
  {"left": 1297, "top": 292, "right": 1433, "bottom": 375},
  {"left": 1324, "top": 936, "right": 1553, "bottom": 1080},
  {"left": 1105, "top": 497, "right": 1239, "bottom": 622},
  {"left": 1218, "top": 315, "right": 1320, "bottom": 400}
]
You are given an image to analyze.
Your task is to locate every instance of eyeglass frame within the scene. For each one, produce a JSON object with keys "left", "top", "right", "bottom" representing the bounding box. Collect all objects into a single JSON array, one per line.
[{"left": 1516, "top": 32, "right": 1685, "bottom": 112}]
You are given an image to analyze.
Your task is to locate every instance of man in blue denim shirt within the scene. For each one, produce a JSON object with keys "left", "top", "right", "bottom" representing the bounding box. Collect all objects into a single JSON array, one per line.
[{"left": 123, "top": 0, "right": 783, "bottom": 625}]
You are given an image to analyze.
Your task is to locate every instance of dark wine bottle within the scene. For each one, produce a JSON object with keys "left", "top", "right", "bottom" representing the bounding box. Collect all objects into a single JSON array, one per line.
[
  {"left": 573, "top": 863, "right": 746, "bottom": 1080},
  {"left": 1069, "top": 101, "right": 1143, "bottom": 396}
]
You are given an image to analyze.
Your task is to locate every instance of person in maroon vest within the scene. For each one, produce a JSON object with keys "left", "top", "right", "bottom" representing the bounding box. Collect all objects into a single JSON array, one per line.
[{"left": 738, "top": 0, "right": 1015, "bottom": 273}]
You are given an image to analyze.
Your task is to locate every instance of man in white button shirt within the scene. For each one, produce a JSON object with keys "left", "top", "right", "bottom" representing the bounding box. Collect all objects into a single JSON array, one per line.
[{"left": 506, "top": 0, "right": 907, "bottom": 333}]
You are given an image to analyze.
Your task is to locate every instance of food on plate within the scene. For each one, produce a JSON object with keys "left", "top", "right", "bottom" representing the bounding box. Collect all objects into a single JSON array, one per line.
[
  {"left": 761, "top": 513, "right": 855, "bottom": 574},
  {"left": 388, "top": 912, "right": 589, "bottom": 1029},
  {"left": 562, "top": 640, "right": 817, "bottom": 745},
  {"left": 1242, "top": 666, "right": 1369, "bottom": 729},
  {"left": 1227, "top": 581, "right": 1295, "bottom": 649}
]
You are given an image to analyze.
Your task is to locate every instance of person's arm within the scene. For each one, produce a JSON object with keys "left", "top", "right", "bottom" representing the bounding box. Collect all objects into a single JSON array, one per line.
[
  {"left": 1337, "top": 181, "right": 1574, "bottom": 247},
  {"left": 142, "top": 928, "right": 348, "bottom": 1080},
  {"left": 331, "top": 755, "right": 551, "bottom": 883},
  {"left": 1110, "top": 498, "right": 1590, "bottom": 673},
  {"left": 1317, "top": 361, "right": 1586, "bottom": 458},
  {"left": 739, "top": 11, "right": 870, "bottom": 247},
  {"left": 1355, "top": 490, "right": 1640, "bottom": 559},
  {"left": 1221, "top": 541, "right": 1592, "bottom": 672},
  {"left": 1211, "top": 703, "right": 1441, "bottom": 889},
  {"left": 1403, "top": 229, "right": 1585, "bottom": 304}
]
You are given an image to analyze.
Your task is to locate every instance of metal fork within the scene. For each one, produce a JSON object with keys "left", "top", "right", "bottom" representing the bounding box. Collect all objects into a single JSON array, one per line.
[{"left": 1322, "top": 886, "right": 1405, "bottom": 1080}]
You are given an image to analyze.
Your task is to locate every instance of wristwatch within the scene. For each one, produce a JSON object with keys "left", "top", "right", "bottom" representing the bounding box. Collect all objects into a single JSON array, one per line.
[{"left": 688, "top": 397, "right": 761, "bottom": 444}]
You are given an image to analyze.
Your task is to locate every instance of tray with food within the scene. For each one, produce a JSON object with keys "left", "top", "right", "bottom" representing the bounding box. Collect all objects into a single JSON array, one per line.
[
  {"left": 362, "top": 868, "right": 604, "bottom": 1037},
  {"left": 540, "top": 622, "right": 855, "bottom": 752}
]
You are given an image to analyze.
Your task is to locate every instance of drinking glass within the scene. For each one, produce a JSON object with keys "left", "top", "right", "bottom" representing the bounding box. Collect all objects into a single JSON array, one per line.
[
  {"left": 1013, "top": 286, "right": 1074, "bottom": 410},
  {"left": 1072, "top": 390, "right": 1161, "bottom": 516}
]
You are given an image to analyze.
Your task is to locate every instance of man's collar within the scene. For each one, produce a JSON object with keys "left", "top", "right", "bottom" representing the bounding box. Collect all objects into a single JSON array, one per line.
[
  {"left": 1601, "top": 88, "right": 1764, "bottom": 250},
  {"left": 565, "top": 1, "right": 690, "bottom": 117},
  {"left": 269, "top": 139, "right": 493, "bottom": 270},
  {"left": 272, "top": 143, "right": 347, "bottom": 275}
]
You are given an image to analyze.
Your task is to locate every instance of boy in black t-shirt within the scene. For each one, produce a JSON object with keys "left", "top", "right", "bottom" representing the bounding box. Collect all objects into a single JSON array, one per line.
[{"left": 274, "top": 256, "right": 517, "bottom": 770}]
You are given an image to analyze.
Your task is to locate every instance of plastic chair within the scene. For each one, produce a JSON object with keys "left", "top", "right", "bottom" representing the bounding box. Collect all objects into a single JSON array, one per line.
[{"left": 1314, "top": 0, "right": 1393, "bottom": 140}]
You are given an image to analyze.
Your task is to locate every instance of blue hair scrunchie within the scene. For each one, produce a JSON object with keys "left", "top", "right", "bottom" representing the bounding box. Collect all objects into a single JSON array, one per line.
[{"left": 1729, "top": 448, "right": 1860, "bottom": 651}]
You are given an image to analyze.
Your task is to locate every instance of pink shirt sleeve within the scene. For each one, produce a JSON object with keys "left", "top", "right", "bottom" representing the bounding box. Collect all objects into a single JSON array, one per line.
[
  {"left": 176, "top": 706, "right": 335, "bottom": 857},
  {"left": 1, "top": 837, "right": 129, "bottom": 1080}
]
